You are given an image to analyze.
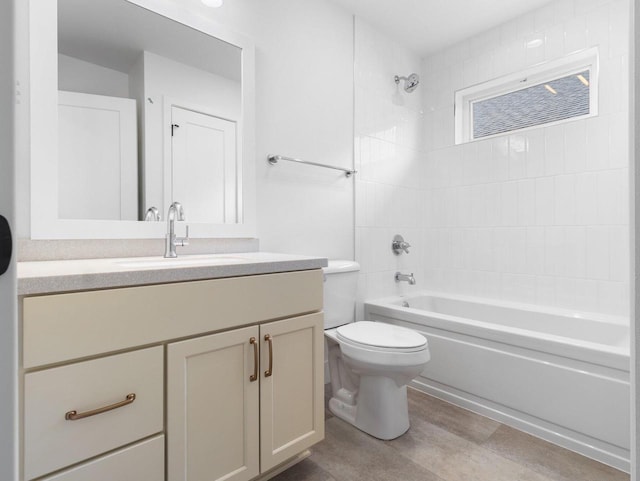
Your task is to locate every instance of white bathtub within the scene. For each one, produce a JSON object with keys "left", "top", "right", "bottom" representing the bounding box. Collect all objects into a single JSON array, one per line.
[{"left": 364, "top": 292, "right": 630, "bottom": 471}]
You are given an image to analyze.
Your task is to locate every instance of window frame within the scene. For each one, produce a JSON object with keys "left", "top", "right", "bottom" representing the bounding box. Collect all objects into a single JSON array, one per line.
[{"left": 454, "top": 47, "right": 599, "bottom": 144}]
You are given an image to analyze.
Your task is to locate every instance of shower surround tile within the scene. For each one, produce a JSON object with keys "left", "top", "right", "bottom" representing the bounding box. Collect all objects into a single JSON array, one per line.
[
  {"left": 354, "top": 0, "right": 630, "bottom": 318},
  {"left": 354, "top": 17, "right": 425, "bottom": 318},
  {"left": 418, "top": 0, "right": 630, "bottom": 316}
]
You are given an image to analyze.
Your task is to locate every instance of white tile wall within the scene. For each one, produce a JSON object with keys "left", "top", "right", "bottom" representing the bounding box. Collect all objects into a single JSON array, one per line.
[
  {"left": 421, "top": 0, "right": 630, "bottom": 316},
  {"left": 354, "top": 18, "right": 425, "bottom": 320}
]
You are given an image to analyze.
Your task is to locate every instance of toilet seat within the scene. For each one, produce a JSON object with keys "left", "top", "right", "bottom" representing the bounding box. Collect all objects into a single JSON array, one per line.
[{"left": 336, "top": 321, "right": 427, "bottom": 353}]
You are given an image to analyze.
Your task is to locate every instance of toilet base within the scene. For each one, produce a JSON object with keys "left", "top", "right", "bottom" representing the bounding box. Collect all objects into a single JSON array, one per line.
[{"left": 328, "top": 375, "right": 410, "bottom": 440}]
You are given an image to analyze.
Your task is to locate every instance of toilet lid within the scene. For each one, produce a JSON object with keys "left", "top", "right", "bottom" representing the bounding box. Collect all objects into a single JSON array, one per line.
[{"left": 336, "top": 321, "right": 427, "bottom": 350}]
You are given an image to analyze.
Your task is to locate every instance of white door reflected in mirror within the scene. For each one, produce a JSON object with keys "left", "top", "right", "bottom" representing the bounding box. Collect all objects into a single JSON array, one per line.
[
  {"left": 58, "top": 91, "right": 138, "bottom": 221},
  {"left": 170, "top": 106, "right": 237, "bottom": 224}
]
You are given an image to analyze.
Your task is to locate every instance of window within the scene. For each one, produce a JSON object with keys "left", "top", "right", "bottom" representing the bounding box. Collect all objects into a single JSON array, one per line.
[{"left": 455, "top": 48, "right": 598, "bottom": 144}]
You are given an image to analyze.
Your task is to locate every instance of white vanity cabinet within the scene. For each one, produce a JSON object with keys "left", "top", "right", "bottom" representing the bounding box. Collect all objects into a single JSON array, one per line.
[
  {"left": 20, "top": 268, "right": 324, "bottom": 481},
  {"left": 24, "top": 347, "right": 164, "bottom": 480},
  {"left": 258, "top": 314, "right": 324, "bottom": 472},
  {"left": 37, "top": 436, "right": 165, "bottom": 481},
  {"left": 167, "top": 326, "right": 261, "bottom": 481},
  {"left": 167, "top": 313, "right": 324, "bottom": 481}
]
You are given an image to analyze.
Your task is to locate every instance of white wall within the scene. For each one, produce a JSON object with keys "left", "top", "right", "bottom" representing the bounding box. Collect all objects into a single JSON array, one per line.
[
  {"left": 58, "top": 54, "right": 130, "bottom": 98},
  {"left": 353, "top": 18, "right": 425, "bottom": 320},
  {"left": 421, "top": 0, "right": 630, "bottom": 316},
  {"left": 18, "top": 0, "right": 356, "bottom": 262},
  {"left": 187, "top": 0, "right": 355, "bottom": 260}
]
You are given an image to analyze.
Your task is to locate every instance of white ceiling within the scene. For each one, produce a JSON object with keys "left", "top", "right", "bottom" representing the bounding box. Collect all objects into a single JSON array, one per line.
[{"left": 329, "top": 0, "right": 556, "bottom": 56}]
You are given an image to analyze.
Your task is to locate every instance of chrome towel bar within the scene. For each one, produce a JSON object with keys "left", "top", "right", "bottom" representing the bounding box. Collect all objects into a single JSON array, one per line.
[{"left": 267, "top": 154, "right": 357, "bottom": 178}]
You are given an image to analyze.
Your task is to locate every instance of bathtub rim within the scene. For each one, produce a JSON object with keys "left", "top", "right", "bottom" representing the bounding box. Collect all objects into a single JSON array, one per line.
[
  {"left": 368, "top": 290, "right": 628, "bottom": 325},
  {"left": 364, "top": 291, "right": 630, "bottom": 372}
]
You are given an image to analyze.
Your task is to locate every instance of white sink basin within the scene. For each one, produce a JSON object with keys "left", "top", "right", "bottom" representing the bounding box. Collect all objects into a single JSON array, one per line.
[{"left": 115, "top": 255, "right": 249, "bottom": 269}]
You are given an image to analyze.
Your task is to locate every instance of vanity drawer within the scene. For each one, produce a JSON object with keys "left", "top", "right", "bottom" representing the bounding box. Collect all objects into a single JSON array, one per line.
[
  {"left": 39, "top": 435, "right": 164, "bottom": 481},
  {"left": 24, "top": 347, "right": 164, "bottom": 480},
  {"left": 23, "top": 269, "right": 323, "bottom": 368}
]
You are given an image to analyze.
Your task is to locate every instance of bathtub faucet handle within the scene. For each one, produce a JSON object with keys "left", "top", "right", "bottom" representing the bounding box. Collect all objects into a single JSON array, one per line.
[{"left": 392, "top": 234, "right": 411, "bottom": 255}]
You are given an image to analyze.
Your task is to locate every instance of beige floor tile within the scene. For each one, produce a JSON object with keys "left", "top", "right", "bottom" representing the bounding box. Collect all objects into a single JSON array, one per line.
[
  {"left": 270, "top": 458, "right": 337, "bottom": 481},
  {"left": 290, "top": 386, "right": 628, "bottom": 481},
  {"left": 388, "top": 408, "right": 551, "bottom": 481},
  {"left": 482, "top": 425, "right": 629, "bottom": 481},
  {"left": 387, "top": 408, "right": 478, "bottom": 472},
  {"left": 309, "top": 417, "right": 445, "bottom": 481},
  {"left": 431, "top": 444, "right": 553, "bottom": 481},
  {"left": 407, "top": 388, "right": 501, "bottom": 444}
]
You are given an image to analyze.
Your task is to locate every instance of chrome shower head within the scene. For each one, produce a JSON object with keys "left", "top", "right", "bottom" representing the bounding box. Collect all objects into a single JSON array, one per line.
[{"left": 394, "top": 73, "right": 420, "bottom": 93}]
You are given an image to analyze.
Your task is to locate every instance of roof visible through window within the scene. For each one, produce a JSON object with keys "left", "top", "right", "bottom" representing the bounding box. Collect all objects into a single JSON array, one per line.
[{"left": 472, "top": 70, "right": 590, "bottom": 139}]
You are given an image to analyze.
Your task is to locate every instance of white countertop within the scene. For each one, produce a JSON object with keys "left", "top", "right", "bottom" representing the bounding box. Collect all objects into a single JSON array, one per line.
[{"left": 18, "top": 252, "right": 328, "bottom": 295}]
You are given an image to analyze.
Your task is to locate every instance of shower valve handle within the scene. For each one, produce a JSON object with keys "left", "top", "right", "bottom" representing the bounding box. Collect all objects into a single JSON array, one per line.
[{"left": 392, "top": 235, "right": 411, "bottom": 255}]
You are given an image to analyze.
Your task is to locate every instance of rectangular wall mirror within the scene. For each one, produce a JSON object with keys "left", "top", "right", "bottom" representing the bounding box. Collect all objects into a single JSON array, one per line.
[{"left": 29, "top": 0, "right": 256, "bottom": 239}]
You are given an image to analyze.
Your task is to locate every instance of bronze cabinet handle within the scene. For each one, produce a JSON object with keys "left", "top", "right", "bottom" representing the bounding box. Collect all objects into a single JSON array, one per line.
[
  {"left": 264, "top": 334, "right": 273, "bottom": 377},
  {"left": 249, "top": 337, "right": 258, "bottom": 382},
  {"left": 65, "top": 393, "right": 136, "bottom": 421}
]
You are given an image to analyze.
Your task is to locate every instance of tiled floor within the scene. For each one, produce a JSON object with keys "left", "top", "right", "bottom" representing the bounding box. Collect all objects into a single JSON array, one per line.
[{"left": 271, "top": 387, "right": 629, "bottom": 481}]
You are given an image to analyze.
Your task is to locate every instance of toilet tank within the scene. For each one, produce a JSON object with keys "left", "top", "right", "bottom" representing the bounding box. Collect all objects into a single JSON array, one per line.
[{"left": 322, "top": 260, "right": 360, "bottom": 329}]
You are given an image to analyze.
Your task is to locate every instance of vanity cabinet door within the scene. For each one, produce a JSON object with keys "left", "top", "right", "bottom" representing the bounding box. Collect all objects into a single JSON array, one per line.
[
  {"left": 260, "top": 313, "right": 325, "bottom": 472},
  {"left": 167, "top": 326, "right": 260, "bottom": 481}
]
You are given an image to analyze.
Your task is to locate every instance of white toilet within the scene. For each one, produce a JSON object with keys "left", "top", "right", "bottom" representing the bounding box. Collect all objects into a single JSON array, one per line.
[{"left": 323, "top": 260, "right": 430, "bottom": 440}]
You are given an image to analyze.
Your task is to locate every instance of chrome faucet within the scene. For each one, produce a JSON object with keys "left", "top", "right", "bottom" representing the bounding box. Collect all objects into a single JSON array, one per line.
[
  {"left": 392, "top": 235, "right": 411, "bottom": 255},
  {"left": 164, "top": 202, "right": 189, "bottom": 258},
  {"left": 144, "top": 206, "right": 161, "bottom": 221},
  {"left": 395, "top": 272, "right": 416, "bottom": 285}
]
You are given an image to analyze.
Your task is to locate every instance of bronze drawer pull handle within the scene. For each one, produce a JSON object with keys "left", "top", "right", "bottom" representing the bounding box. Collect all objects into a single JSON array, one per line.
[
  {"left": 250, "top": 337, "right": 258, "bottom": 382},
  {"left": 264, "top": 334, "right": 273, "bottom": 377},
  {"left": 65, "top": 393, "right": 136, "bottom": 421}
]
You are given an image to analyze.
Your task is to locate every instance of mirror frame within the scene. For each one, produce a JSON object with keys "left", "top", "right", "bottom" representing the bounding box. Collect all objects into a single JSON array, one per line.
[{"left": 29, "top": 0, "right": 256, "bottom": 239}]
